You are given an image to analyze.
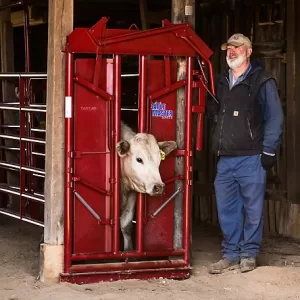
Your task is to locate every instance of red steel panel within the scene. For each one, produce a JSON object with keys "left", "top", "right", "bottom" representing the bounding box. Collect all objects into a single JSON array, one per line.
[
  {"left": 72, "top": 58, "right": 113, "bottom": 253},
  {"left": 66, "top": 18, "right": 213, "bottom": 60},
  {"left": 143, "top": 59, "right": 178, "bottom": 251}
]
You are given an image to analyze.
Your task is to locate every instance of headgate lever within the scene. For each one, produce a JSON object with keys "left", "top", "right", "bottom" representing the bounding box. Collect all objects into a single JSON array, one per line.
[
  {"left": 74, "top": 191, "right": 101, "bottom": 222},
  {"left": 196, "top": 56, "right": 219, "bottom": 105},
  {"left": 149, "top": 187, "right": 183, "bottom": 220}
]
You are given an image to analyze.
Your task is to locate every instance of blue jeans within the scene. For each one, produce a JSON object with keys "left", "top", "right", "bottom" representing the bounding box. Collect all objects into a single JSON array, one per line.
[{"left": 214, "top": 155, "right": 266, "bottom": 261}]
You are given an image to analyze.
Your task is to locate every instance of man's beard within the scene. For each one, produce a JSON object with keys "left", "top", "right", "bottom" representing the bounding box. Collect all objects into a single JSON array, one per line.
[{"left": 226, "top": 51, "right": 247, "bottom": 70}]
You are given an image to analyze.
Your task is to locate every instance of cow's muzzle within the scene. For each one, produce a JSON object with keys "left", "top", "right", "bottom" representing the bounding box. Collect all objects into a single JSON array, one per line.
[{"left": 152, "top": 183, "right": 165, "bottom": 195}]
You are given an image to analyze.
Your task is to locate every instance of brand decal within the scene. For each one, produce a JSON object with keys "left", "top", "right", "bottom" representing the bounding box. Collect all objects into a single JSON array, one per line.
[{"left": 151, "top": 102, "right": 173, "bottom": 119}]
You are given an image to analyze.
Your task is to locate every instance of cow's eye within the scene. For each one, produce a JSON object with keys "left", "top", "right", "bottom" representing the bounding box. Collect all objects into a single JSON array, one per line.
[{"left": 136, "top": 157, "right": 143, "bottom": 164}]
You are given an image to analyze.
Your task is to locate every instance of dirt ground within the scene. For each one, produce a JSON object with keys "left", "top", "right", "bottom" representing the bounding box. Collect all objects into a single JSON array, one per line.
[{"left": 1, "top": 216, "right": 300, "bottom": 300}]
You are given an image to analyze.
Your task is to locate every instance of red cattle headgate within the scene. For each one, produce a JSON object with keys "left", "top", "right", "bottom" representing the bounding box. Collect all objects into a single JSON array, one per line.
[{"left": 61, "top": 17, "right": 215, "bottom": 284}]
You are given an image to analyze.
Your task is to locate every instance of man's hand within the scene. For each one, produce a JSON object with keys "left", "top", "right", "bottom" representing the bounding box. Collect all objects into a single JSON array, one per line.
[{"left": 261, "top": 152, "right": 276, "bottom": 170}]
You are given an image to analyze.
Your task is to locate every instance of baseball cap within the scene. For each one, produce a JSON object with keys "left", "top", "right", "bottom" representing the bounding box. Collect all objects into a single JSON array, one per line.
[{"left": 221, "top": 33, "right": 252, "bottom": 50}]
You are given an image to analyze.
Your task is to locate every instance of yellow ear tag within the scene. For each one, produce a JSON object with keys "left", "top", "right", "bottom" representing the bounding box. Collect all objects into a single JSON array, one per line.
[{"left": 160, "top": 149, "right": 166, "bottom": 160}]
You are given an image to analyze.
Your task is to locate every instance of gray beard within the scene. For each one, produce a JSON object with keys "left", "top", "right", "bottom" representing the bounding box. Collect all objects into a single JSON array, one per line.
[{"left": 226, "top": 53, "right": 246, "bottom": 70}]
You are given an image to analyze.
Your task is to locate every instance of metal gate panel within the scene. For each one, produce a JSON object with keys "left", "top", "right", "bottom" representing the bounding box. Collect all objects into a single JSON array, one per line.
[
  {"left": 72, "top": 58, "right": 113, "bottom": 253},
  {"left": 143, "top": 59, "right": 178, "bottom": 251}
]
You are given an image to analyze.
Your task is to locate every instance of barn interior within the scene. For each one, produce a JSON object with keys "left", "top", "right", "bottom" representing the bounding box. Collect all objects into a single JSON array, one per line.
[{"left": 0, "top": 0, "right": 299, "bottom": 285}]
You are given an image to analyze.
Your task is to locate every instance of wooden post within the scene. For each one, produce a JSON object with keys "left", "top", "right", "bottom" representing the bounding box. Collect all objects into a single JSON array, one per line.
[
  {"left": 277, "top": 0, "right": 300, "bottom": 240},
  {"left": 286, "top": 0, "right": 300, "bottom": 205},
  {"left": 39, "top": 0, "right": 73, "bottom": 283},
  {"left": 171, "top": 0, "right": 195, "bottom": 249},
  {"left": 0, "top": 0, "right": 18, "bottom": 211}
]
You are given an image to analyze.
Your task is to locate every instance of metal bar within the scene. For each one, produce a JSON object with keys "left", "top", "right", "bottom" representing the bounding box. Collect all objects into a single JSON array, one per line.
[
  {"left": 29, "top": 104, "right": 47, "bottom": 108},
  {"left": 0, "top": 134, "right": 45, "bottom": 144},
  {"left": 76, "top": 178, "right": 112, "bottom": 196},
  {"left": 21, "top": 166, "right": 45, "bottom": 175},
  {"left": 21, "top": 192, "right": 45, "bottom": 203},
  {"left": 21, "top": 137, "right": 46, "bottom": 144},
  {"left": 23, "top": 1, "right": 30, "bottom": 74},
  {"left": 0, "top": 73, "right": 47, "bottom": 78},
  {"left": 120, "top": 108, "right": 138, "bottom": 111},
  {"left": 20, "top": 107, "right": 46, "bottom": 112},
  {"left": 19, "top": 77, "right": 26, "bottom": 217},
  {"left": 0, "top": 161, "right": 20, "bottom": 170},
  {"left": 32, "top": 151, "right": 45, "bottom": 157},
  {"left": 136, "top": 55, "right": 147, "bottom": 253},
  {"left": 33, "top": 173, "right": 45, "bottom": 178},
  {"left": 164, "top": 175, "right": 185, "bottom": 186},
  {"left": 64, "top": 52, "right": 74, "bottom": 274},
  {"left": 0, "top": 102, "right": 19, "bottom": 105},
  {"left": 183, "top": 56, "right": 193, "bottom": 266},
  {"left": 0, "top": 125, "right": 20, "bottom": 129},
  {"left": 22, "top": 217, "right": 44, "bottom": 227},
  {"left": 0, "top": 146, "right": 20, "bottom": 151},
  {"left": 150, "top": 188, "right": 183, "bottom": 219},
  {"left": 0, "top": 209, "right": 44, "bottom": 227},
  {"left": 73, "top": 76, "right": 113, "bottom": 101},
  {"left": 0, "top": 185, "right": 20, "bottom": 196},
  {"left": 69, "top": 259, "right": 186, "bottom": 273},
  {"left": 148, "top": 79, "right": 186, "bottom": 101},
  {"left": 71, "top": 249, "right": 185, "bottom": 261},
  {"left": 113, "top": 54, "right": 121, "bottom": 253},
  {"left": 0, "top": 106, "right": 19, "bottom": 111},
  {"left": 74, "top": 191, "right": 101, "bottom": 221},
  {"left": 0, "top": 209, "right": 20, "bottom": 220},
  {"left": 93, "top": 54, "right": 102, "bottom": 86},
  {"left": 121, "top": 73, "right": 139, "bottom": 77},
  {"left": 30, "top": 128, "right": 46, "bottom": 133}
]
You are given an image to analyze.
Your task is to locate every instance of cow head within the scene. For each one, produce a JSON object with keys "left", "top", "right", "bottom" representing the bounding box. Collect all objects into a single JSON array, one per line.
[{"left": 117, "top": 133, "right": 177, "bottom": 196}]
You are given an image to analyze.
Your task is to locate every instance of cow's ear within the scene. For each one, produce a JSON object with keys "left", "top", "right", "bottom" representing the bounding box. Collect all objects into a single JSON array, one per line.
[
  {"left": 116, "top": 140, "right": 130, "bottom": 157},
  {"left": 158, "top": 141, "right": 177, "bottom": 157}
]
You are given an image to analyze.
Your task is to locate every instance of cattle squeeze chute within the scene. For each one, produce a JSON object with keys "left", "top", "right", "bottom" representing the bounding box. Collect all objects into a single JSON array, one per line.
[{"left": 61, "top": 17, "right": 214, "bottom": 284}]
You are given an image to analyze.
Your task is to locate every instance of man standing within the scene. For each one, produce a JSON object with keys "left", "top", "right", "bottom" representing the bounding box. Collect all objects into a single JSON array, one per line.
[{"left": 206, "top": 33, "right": 284, "bottom": 274}]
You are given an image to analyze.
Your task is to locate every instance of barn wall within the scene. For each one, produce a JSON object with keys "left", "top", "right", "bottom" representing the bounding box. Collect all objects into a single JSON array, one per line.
[{"left": 192, "top": 0, "right": 300, "bottom": 241}]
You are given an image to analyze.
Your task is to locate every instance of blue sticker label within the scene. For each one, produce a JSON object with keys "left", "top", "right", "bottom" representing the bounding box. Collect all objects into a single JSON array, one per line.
[{"left": 151, "top": 102, "right": 173, "bottom": 119}]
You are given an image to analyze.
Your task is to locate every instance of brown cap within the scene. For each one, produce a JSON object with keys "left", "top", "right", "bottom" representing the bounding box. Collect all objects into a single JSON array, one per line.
[{"left": 221, "top": 33, "right": 252, "bottom": 50}]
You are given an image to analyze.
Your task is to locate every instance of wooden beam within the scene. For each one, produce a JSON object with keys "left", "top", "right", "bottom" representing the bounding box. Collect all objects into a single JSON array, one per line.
[
  {"left": 10, "top": 6, "right": 46, "bottom": 27},
  {"left": 40, "top": 0, "right": 73, "bottom": 283},
  {"left": 139, "top": 0, "right": 148, "bottom": 29},
  {"left": 286, "top": 0, "right": 300, "bottom": 204},
  {"left": 171, "top": 0, "right": 195, "bottom": 249}
]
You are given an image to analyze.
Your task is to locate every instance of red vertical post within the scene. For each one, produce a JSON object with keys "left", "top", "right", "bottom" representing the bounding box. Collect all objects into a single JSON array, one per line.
[
  {"left": 64, "top": 51, "right": 74, "bottom": 273},
  {"left": 136, "top": 55, "right": 147, "bottom": 253},
  {"left": 19, "top": 78, "right": 25, "bottom": 217},
  {"left": 183, "top": 56, "right": 193, "bottom": 265},
  {"left": 113, "top": 54, "right": 121, "bottom": 253},
  {"left": 195, "top": 85, "right": 206, "bottom": 151}
]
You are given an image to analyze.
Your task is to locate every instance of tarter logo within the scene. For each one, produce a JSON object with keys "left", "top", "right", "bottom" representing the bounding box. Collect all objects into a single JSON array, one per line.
[
  {"left": 80, "top": 106, "right": 97, "bottom": 111},
  {"left": 151, "top": 102, "right": 173, "bottom": 119}
]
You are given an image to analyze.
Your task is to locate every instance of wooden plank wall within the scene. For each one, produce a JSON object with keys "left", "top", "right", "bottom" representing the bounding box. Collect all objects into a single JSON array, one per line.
[{"left": 192, "top": 0, "right": 294, "bottom": 238}]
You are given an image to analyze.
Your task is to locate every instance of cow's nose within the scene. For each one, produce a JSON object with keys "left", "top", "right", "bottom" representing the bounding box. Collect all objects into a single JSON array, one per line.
[{"left": 153, "top": 183, "right": 165, "bottom": 195}]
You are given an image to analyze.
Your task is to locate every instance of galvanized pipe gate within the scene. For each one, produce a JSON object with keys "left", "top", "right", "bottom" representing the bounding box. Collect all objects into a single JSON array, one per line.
[
  {"left": 61, "top": 17, "right": 215, "bottom": 284},
  {"left": 0, "top": 1, "right": 47, "bottom": 226}
]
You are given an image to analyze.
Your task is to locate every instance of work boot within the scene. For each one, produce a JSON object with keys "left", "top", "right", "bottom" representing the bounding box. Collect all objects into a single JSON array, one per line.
[
  {"left": 208, "top": 258, "right": 240, "bottom": 274},
  {"left": 240, "top": 257, "right": 256, "bottom": 273}
]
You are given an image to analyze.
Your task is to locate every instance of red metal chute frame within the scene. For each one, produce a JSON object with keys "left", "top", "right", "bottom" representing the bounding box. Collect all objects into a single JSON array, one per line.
[{"left": 61, "top": 17, "right": 215, "bottom": 284}]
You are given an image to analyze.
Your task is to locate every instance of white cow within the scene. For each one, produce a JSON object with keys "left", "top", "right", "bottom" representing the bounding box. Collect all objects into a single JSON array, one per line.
[{"left": 117, "top": 121, "right": 177, "bottom": 251}]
